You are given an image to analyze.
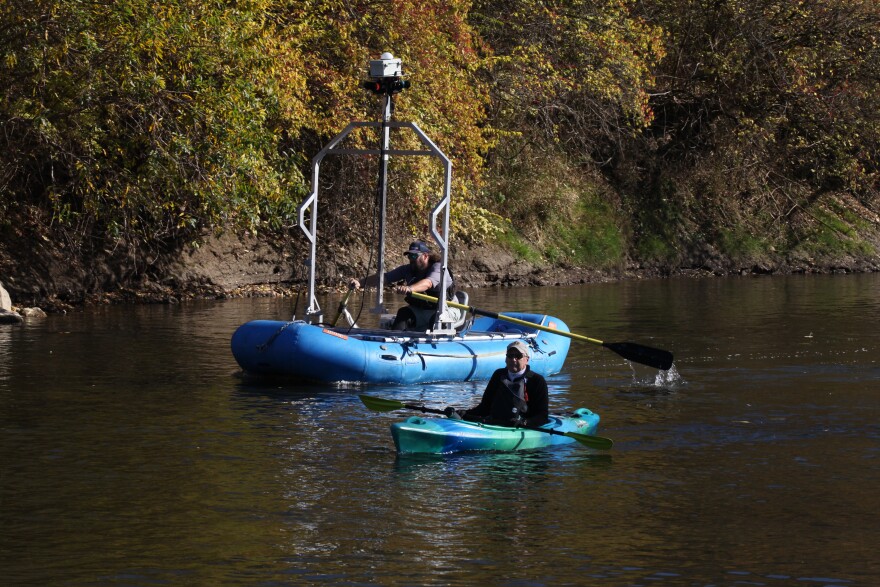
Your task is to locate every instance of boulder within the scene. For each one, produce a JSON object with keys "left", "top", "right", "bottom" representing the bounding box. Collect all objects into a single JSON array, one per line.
[
  {"left": 0, "top": 281, "right": 25, "bottom": 323},
  {"left": 0, "top": 308, "right": 22, "bottom": 324},
  {"left": 0, "top": 281, "right": 11, "bottom": 311},
  {"left": 21, "top": 307, "right": 47, "bottom": 318}
]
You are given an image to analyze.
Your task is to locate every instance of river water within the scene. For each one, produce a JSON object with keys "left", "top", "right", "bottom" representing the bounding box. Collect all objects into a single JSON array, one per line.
[{"left": 1, "top": 274, "right": 878, "bottom": 586}]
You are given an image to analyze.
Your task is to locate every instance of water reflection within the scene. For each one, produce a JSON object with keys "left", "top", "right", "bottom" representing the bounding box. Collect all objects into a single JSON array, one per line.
[
  {"left": 2, "top": 274, "right": 879, "bottom": 585},
  {"left": 0, "top": 325, "right": 11, "bottom": 383},
  {"left": 383, "top": 447, "right": 617, "bottom": 585}
]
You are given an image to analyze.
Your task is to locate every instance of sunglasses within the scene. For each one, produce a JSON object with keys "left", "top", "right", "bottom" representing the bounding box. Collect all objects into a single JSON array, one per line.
[
  {"left": 406, "top": 253, "right": 421, "bottom": 260},
  {"left": 506, "top": 352, "right": 524, "bottom": 359}
]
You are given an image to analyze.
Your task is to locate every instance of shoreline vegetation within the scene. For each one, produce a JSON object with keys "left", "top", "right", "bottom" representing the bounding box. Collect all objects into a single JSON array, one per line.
[{"left": 1, "top": 1, "right": 878, "bottom": 313}]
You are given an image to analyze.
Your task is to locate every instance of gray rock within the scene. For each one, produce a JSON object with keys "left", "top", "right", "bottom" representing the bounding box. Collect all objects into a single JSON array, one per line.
[
  {"left": 21, "top": 307, "right": 47, "bottom": 318},
  {"left": 0, "top": 308, "right": 23, "bottom": 324}
]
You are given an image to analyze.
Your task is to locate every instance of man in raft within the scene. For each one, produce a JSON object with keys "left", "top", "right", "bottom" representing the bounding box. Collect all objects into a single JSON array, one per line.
[{"left": 349, "top": 240, "right": 461, "bottom": 331}]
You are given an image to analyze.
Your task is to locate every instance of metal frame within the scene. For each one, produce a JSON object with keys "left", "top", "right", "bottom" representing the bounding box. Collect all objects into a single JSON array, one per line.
[{"left": 296, "top": 118, "right": 452, "bottom": 331}]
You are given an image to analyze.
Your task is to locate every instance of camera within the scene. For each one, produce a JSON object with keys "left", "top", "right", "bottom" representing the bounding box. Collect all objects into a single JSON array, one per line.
[
  {"left": 363, "top": 52, "right": 410, "bottom": 95},
  {"left": 369, "top": 53, "right": 402, "bottom": 78}
]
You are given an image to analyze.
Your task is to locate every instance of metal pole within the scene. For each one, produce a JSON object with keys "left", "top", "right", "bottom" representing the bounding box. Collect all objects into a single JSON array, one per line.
[{"left": 373, "top": 91, "right": 393, "bottom": 313}]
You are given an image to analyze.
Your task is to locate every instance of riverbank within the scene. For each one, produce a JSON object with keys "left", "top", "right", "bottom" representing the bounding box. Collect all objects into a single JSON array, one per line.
[{"left": 2, "top": 224, "right": 879, "bottom": 315}]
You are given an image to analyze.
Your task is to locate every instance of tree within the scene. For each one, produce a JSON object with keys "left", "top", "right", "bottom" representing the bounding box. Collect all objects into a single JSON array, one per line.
[
  {"left": 471, "top": 0, "right": 664, "bottom": 160},
  {"left": 0, "top": 0, "right": 311, "bottom": 251},
  {"left": 645, "top": 0, "right": 880, "bottom": 221},
  {"left": 278, "top": 0, "right": 491, "bottom": 242}
]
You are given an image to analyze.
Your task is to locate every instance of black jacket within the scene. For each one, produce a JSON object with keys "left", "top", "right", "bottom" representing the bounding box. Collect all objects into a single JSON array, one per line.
[{"left": 462, "top": 366, "right": 549, "bottom": 427}]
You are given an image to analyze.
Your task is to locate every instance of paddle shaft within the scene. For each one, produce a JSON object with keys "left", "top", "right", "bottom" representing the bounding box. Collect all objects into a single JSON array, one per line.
[
  {"left": 331, "top": 286, "right": 355, "bottom": 327},
  {"left": 409, "top": 291, "right": 603, "bottom": 344},
  {"left": 359, "top": 395, "right": 448, "bottom": 417},
  {"left": 518, "top": 423, "right": 613, "bottom": 450},
  {"left": 403, "top": 403, "right": 446, "bottom": 416},
  {"left": 409, "top": 291, "right": 673, "bottom": 370}
]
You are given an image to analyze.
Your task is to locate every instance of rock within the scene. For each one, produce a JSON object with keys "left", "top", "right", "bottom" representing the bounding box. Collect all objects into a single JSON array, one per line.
[
  {"left": 0, "top": 281, "right": 11, "bottom": 311},
  {"left": 21, "top": 307, "right": 48, "bottom": 318},
  {"left": 0, "top": 308, "right": 23, "bottom": 324}
]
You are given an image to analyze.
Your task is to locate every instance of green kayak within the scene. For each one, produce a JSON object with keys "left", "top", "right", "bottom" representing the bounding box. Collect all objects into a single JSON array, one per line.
[{"left": 390, "top": 408, "right": 603, "bottom": 454}]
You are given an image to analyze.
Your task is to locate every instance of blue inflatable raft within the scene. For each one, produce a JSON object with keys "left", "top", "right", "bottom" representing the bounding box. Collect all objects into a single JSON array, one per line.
[{"left": 231, "top": 313, "right": 571, "bottom": 384}]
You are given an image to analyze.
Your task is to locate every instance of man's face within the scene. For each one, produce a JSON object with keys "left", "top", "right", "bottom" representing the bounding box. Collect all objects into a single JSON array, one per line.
[
  {"left": 408, "top": 252, "right": 428, "bottom": 269},
  {"left": 505, "top": 349, "right": 529, "bottom": 370}
]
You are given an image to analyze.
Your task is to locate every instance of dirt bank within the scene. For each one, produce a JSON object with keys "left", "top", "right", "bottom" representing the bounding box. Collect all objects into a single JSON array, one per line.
[{"left": 2, "top": 224, "right": 879, "bottom": 313}]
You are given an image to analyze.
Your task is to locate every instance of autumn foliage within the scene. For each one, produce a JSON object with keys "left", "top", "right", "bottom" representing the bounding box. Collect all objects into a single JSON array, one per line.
[{"left": 1, "top": 0, "right": 878, "bottom": 274}]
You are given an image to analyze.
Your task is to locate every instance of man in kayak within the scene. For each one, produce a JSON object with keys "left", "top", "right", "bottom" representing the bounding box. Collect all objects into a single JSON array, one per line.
[
  {"left": 349, "top": 240, "right": 461, "bottom": 331},
  {"left": 456, "top": 340, "right": 550, "bottom": 427}
]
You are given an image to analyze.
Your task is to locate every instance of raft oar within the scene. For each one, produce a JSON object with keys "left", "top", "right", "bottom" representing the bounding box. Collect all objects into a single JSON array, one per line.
[
  {"left": 410, "top": 291, "right": 674, "bottom": 371},
  {"left": 331, "top": 284, "right": 355, "bottom": 327},
  {"left": 359, "top": 394, "right": 613, "bottom": 450}
]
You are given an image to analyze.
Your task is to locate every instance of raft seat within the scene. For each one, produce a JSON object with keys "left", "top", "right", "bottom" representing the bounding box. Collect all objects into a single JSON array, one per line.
[
  {"left": 447, "top": 290, "right": 471, "bottom": 331},
  {"left": 427, "top": 290, "right": 471, "bottom": 334}
]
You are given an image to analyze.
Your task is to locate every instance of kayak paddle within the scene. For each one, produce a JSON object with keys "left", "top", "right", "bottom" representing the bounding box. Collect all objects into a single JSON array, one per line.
[
  {"left": 359, "top": 394, "right": 447, "bottom": 415},
  {"left": 515, "top": 422, "right": 613, "bottom": 450},
  {"left": 410, "top": 292, "right": 674, "bottom": 371},
  {"left": 358, "top": 394, "right": 613, "bottom": 450}
]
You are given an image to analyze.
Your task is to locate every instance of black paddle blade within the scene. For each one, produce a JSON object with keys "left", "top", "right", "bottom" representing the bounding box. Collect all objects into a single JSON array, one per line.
[{"left": 603, "top": 342, "right": 674, "bottom": 371}]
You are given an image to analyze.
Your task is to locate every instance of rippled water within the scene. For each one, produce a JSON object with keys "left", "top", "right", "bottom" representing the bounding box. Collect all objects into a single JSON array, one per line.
[{"left": 2, "top": 274, "right": 879, "bottom": 586}]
